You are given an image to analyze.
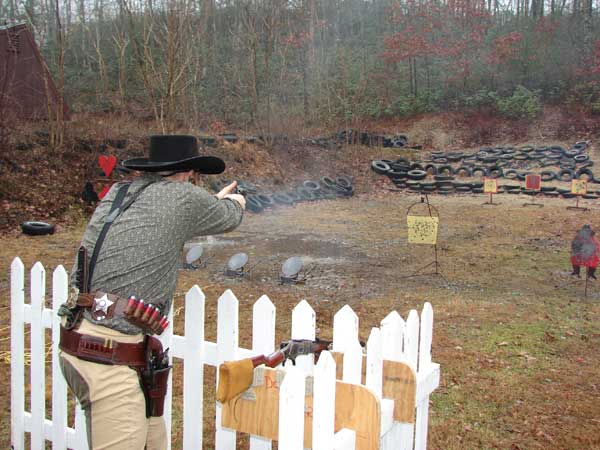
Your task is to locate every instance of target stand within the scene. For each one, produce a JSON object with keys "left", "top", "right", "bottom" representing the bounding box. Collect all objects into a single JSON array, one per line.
[
  {"left": 523, "top": 174, "right": 544, "bottom": 207},
  {"left": 482, "top": 178, "right": 499, "bottom": 206},
  {"left": 566, "top": 180, "right": 589, "bottom": 211},
  {"left": 401, "top": 194, "right": 447, "bottom": 282}
]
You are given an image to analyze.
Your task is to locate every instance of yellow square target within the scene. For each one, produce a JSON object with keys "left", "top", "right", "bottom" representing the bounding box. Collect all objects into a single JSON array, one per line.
[
  {"left": 483, "top": 178, "right": 498, "bottom": 194},
  {"left": 571, "top": 180, "right": 587, "bottom": 195},
  {"left": 407, "top": 215, "right": 439, "bottom": 245}
]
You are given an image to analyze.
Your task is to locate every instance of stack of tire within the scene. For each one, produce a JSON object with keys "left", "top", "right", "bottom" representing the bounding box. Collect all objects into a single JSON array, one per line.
[
  {"left": 370, "top": 141, "right": 597, "bottom": 198},
  {"left": 211, "top": 177, "right": 354, "bottom": 214}
]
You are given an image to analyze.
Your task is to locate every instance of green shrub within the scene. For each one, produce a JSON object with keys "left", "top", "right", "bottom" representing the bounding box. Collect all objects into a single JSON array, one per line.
[
  {"left": 495, "top": 85, "right": 541, "bottom": 120},
  {"left": 387, "top": 91, "right": 441, "bottom": 117},
  {"left": 464, "top": 90, "right": 499, "bottom": 110},
  {"left": 566, "top": 82, "right": 600, "bottom": 112}
]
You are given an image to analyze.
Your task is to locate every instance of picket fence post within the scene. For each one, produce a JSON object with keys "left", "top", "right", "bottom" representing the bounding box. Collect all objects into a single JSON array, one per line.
[
  {"left": 183, "top": 286, "right": 205, "bottom": 449},
  {"left": 215, "top": 289, "right": 239, "bottom": 449},
  {"left": 11, "top": 257, "right": 25, "bottom": 450},
  {"left": 30, "top": 262, "right": 46, "bottom": 450},
  {"left": 250, "top": 295, "right": 276, "bottom": 450},
  {"left": 10, "top": 257, "right": 440, "bottom": 450},
  {"left": 51, "top": 266, "right": 69, "bottom": 450},
  {"left": 278, "top": 366, "right": 306, "bottom": 450}
]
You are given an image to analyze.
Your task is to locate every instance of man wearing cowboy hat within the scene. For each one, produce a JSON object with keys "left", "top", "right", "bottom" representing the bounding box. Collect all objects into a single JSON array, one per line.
[{"left": 58, "top": 135, "right": 245, "bottom": 449}]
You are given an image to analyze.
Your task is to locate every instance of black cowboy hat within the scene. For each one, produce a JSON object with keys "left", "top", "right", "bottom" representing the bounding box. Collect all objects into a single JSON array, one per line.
[{"left": 121, "top": 135, "right": 225, "bottom": 174}]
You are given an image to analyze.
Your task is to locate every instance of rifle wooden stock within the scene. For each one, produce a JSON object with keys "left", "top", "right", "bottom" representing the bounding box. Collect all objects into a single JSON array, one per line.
[{"left": 251, "top": 350, "right": 285, "bottom": 368}]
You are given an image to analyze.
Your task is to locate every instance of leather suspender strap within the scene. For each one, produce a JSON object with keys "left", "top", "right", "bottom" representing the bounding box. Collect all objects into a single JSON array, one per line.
[
  {"left": 87, "top": 183, "right": 130, "bottom": 292},
  {"left": 87, "top": 180, "right": 156, "bottom": 292}
]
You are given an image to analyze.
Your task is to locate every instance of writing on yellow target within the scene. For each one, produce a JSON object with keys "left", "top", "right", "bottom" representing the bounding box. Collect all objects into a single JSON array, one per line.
[
  {"left": 407, "top": 216, "right": 439, "bottom": 245},
  {"left": 571, "top": 180, "right": 587, "bottom": 195},
  {"left": 483, "top": 178, "right": 498, "bottom": 194}
]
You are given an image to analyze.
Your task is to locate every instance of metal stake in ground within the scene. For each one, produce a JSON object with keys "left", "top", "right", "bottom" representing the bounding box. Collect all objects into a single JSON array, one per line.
[
  {"left": 567, "top": 180, "right": 589, "bottom": 211},
  {"left": 401, "top": 194, "right": 447, "bottom": 282},
  {"left": 523, "top": 174, "right": 544, "bottom": 208},
  {"left": 482, "top": 178, "right": 499, "bottom": 206}
]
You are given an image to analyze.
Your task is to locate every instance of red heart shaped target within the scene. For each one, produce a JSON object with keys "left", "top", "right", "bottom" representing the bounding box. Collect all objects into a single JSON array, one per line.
[{"left": 99, "top": 155, "right": 117, "bottom": 177}]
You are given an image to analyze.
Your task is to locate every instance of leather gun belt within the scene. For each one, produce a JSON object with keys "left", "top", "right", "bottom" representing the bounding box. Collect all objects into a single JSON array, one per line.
[
  {"left": 76, "top": 291, "right": 129, "bottom": 321},
  {"left": 59, "top": 325, "right": 146, "bottom": 367}
]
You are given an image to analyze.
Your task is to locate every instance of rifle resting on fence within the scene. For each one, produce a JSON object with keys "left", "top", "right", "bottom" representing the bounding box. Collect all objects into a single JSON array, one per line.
[{"left": 216, "top": 338, "right": 331, "bottom": 403}]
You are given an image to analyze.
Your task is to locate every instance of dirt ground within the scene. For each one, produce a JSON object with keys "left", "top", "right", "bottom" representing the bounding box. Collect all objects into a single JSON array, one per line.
[{"left": 1, "top": 177, "right": 599, "bottom": 449}]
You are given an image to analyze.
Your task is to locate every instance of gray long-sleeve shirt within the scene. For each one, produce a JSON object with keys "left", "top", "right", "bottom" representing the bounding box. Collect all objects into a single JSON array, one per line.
[{"left": 71, "top": 173, "right": 243, "bottom": 334}]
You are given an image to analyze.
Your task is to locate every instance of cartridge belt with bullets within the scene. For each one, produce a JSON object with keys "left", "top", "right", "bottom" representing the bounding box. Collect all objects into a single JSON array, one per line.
[
  {"left": 74, "top": 291, "right": 169, "bottom": 335},
  {"left": 59, "top": 325, "right": 147, "bottom": 367}
]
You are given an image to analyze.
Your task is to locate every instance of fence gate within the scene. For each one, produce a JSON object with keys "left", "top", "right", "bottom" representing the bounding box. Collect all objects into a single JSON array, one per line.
[{"left": 10, "top": 257, "right": 440, "bottom": 450}]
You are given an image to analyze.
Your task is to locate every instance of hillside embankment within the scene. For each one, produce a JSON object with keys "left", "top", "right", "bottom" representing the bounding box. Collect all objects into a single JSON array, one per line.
[{"left": 1, "top": 106, "right": 599, "bottom": 234}]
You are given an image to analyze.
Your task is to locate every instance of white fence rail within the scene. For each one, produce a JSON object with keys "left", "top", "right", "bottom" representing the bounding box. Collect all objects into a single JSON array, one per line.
[{"left": 10, "top": 257, "right": 440, "bottom": 450}]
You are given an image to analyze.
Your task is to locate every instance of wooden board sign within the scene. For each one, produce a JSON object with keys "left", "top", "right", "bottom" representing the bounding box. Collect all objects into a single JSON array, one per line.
[
  {"left": 525, "top": 174, "right": 541, "bottom": 191},
  {"left": 221, "top": 367, "right": 381, "bottom": 450},
  {"left": 330, "top": 352, "right": 417, "bottom": 424},
  {"left": 407, "top": 215, "right": 439, "bottom": 245},
  {"left": 571, "top": 179, "right": 587, "bottom": 195},
  {"left": 483, "top": 178, "right": 498, "bottom": 194}
]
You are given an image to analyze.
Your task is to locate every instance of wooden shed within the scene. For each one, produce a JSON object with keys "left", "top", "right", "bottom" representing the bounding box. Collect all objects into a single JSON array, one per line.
[{"left": 0, "top": 23, "right": 70, "bottom": 120}]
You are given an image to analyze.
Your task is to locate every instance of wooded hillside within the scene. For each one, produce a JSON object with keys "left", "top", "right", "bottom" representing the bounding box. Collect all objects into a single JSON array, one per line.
[{"left": 1, "top": 0, "right": 599, "bottom": 132}]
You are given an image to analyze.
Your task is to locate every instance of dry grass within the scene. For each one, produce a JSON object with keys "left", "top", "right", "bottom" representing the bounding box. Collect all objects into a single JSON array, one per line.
[{"left": 1, "top": 184, "right": 599, "bottom": 449}]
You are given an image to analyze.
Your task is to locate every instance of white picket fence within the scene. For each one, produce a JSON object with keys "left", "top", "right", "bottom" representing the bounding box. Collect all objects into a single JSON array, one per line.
[{"left": 10, "top": 257, "right": 440, "bottom": 450}]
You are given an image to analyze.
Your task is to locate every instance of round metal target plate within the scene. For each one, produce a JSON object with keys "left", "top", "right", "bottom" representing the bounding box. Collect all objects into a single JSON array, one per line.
[
  {"left": 227, "top": 252, "right": 249, "bottom": 271},
  {"left": 281, "top": 256, "right": 303, "bottom": 278}
]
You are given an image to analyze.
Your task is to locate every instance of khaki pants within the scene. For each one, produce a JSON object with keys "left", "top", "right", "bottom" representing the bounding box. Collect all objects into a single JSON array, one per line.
[{"left": 59, "top": 320, "right": 167, "bottom": 450}]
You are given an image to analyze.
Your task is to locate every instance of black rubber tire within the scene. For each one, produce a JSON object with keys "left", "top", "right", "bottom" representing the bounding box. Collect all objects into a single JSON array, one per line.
[
  {"left": 564, "top": 149, "right": 580, "bottom": 158},
  {"left": 297, "top": 187, "right": 314, "bottom": 201},
  {"left": 503, "top": 169, "right": 518, "bottom": 179},
  {"left": 246, "top": 196, "right": 264, "bottom": 213},
  {"left": 437, "top": 164, "right": 454, "bottom": 176},
  {"left": 424, "top": 164, "right": 438, "bottom": 175},
  {"left": 387, "top": 170, "right": 408, "bottom": 180},
  {"left": 21, "top": 221, "right": 55, "bottom": 236},
  {"left": 320, "top": 176, "right": 338, "bottom": 189},
  {"left": 371, "top": 160, "right": 391, "bottom": 175},
  {"left": 256, "top": 194, "right": 275, "bottom": 207},
  {"left": 575, "top": 168, "right": 594, "bottom": 181},
  {"left": 336, "top": 176, "right": 352, "bottom": 188},
  {"left": 286, "top": 191, "right": 302, "bottom": 202},
  {"left": 472, "top": 166, "right": 487, "bottom": 177},
  {"left": 446, "top": 152, "right": 464, "bottom": 162},
  {"left": 391, "top": 163, "right": 411, "bottom": 172},
  {"left": 303, "top": 180, "right": 321, "bottom": 191},
  {"left": 273, "top": 193, "right": 295, "bottom": 205},
  {"left": 335, "top": 185, "right": 355, "bottom": 197},
  {"left": 574, "top": 154, "right": 589, "bottom": 163},
  {"left": 455, "top": 166, "right": 473, "bottom": 177},
  {"left": 486, "top": 166, "right": 503, "bottom": 178},
  {"left": 557, "top": 169, "right": 574, "bottom": 182},
  {"left": 407, "top": 169, "right": 427, "bottom": 180},
  {"left": 540, "top": 171, "right": 556, "bottom": 182}
]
